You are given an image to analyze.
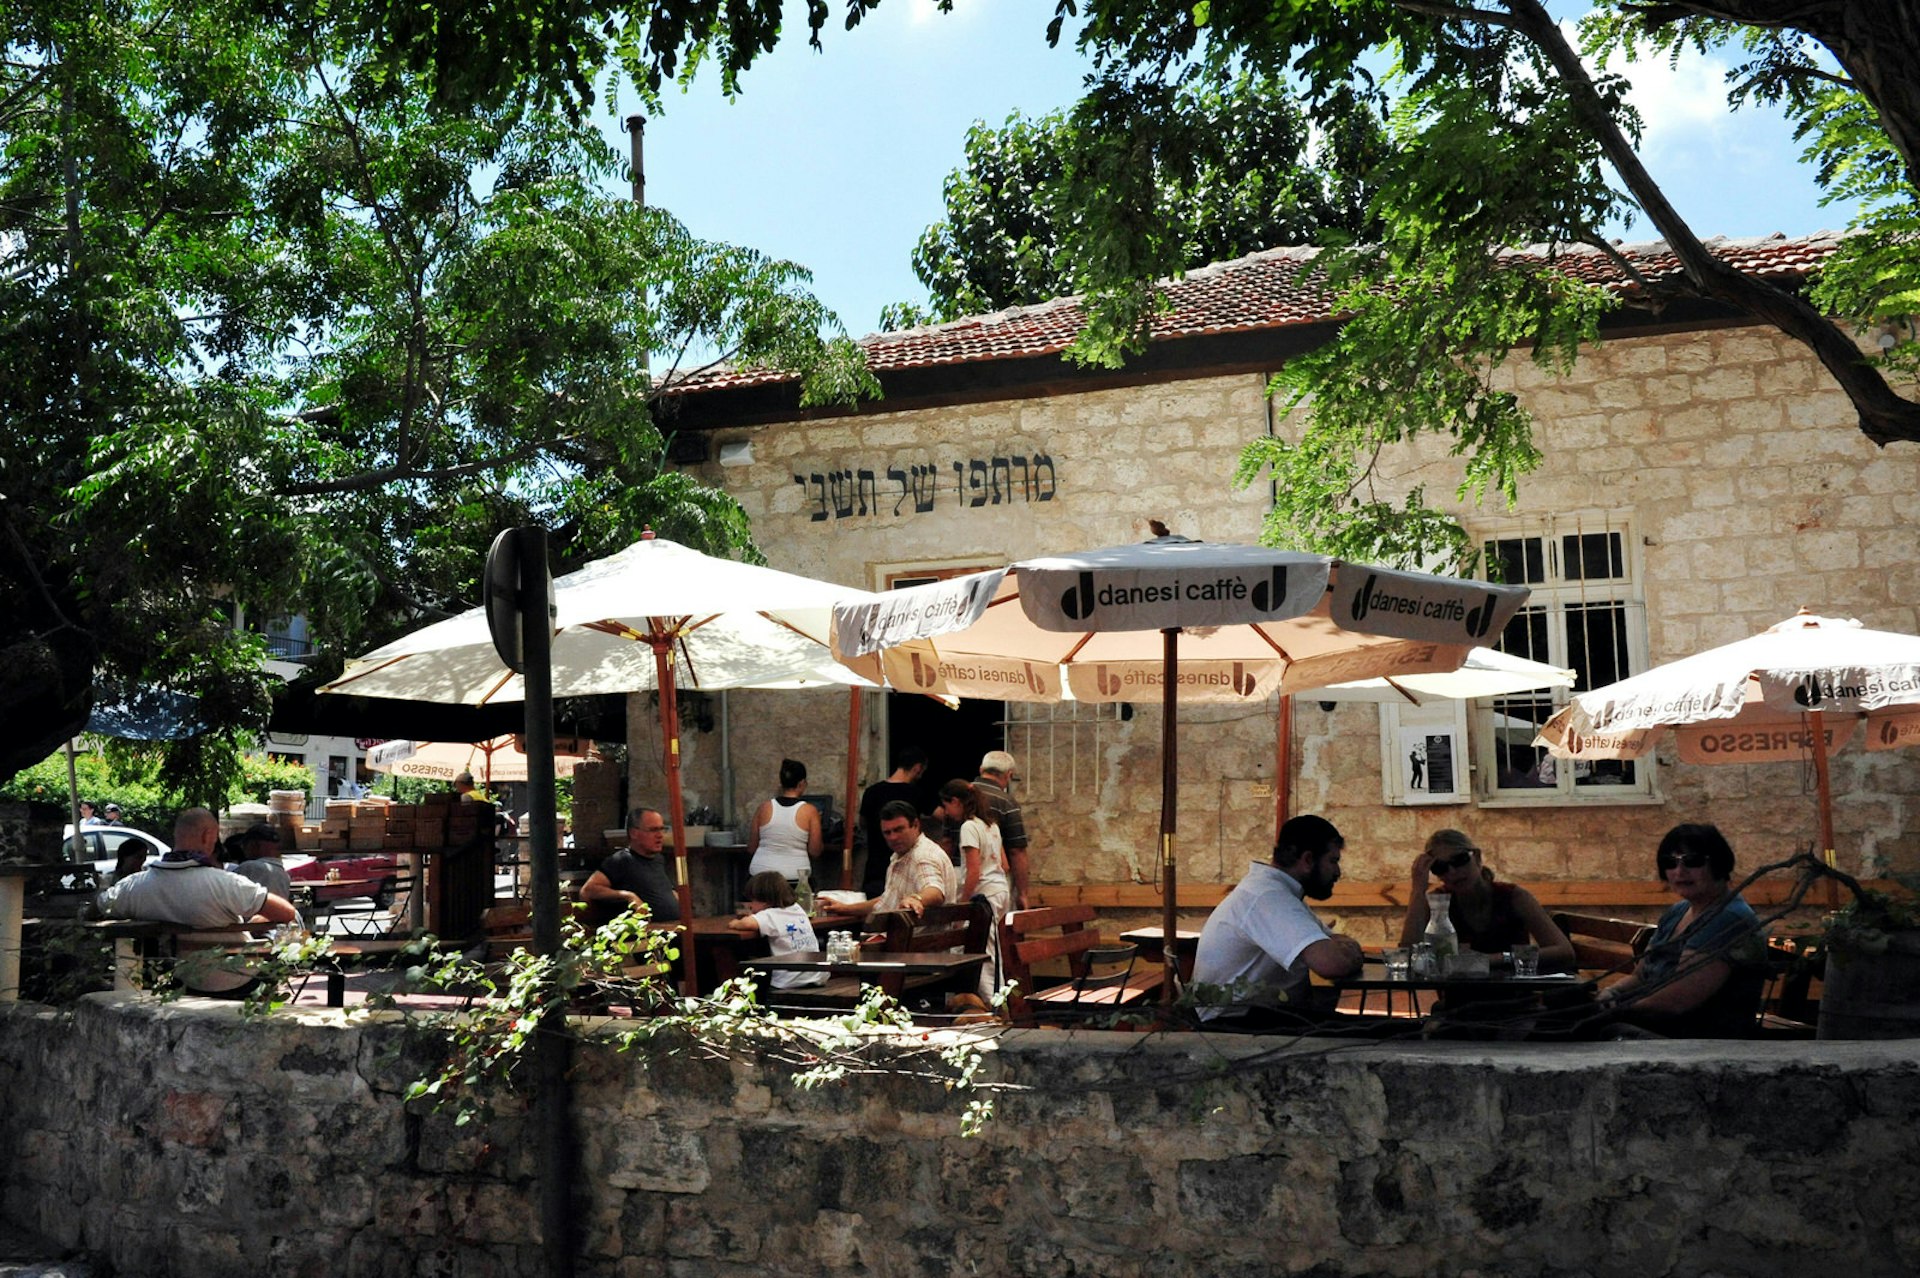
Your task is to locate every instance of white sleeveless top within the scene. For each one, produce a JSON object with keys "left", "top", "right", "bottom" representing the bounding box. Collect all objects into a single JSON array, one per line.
[{"left": 750, "top": 797, "right": 813, "bottom": 880}]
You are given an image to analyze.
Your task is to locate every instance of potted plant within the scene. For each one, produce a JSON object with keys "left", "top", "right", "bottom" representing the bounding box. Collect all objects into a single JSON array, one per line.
[{"left": 1817, "top": 875, "right": 1920, "bottom": 1040}]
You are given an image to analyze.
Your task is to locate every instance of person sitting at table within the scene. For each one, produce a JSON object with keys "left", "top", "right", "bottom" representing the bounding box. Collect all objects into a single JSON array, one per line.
[
  {"left": 95, "top": 807, "right": 300, "bottom": 995},
  {"left": 728, "top": 871, "right": 829, "bottom": 989},
  {"left": 1397, "top": 829, "right": 1574, "bottom": 971},
  {"left": 1191, "top": 815, "right": 1375, "bottom": 1033},
  {"left": 746, "top": 758, "right": 823, "bottom": 884},
  {"left": 581, "top": 806, "right": 681, "bottom": 927},
  {"left": 226, "top": 822, "right": 294, "bottom": 901},
  {"left": 826, "top": 800, "right": 957, "bottom": 925},
  {"left": 1592, "top": 823, "right": 1766, "bottom": 1038},
  {"left": 937, "top": 778, "right": 1010, "bottom": 994}
]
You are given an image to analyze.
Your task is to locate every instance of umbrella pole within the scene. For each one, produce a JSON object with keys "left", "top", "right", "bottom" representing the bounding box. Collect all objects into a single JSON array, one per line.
[
  {"left": 842, "top": 687, "right": 862, "bottom": 891},
  {"left": 650, "top": 636, "right": 697, "bottom": 978},
  {"left": 1810, "top": 708, "right": 1840, "bottom": 907},
  {"left": 1274, "top": 696, "right": 1293, "bottom": 844},
  {"left": 1161, "top": 627, "right": 1179, "bottom": 1007}
]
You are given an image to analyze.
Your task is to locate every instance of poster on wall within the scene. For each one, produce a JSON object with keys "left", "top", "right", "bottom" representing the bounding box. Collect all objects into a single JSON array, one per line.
[{"left": 1379, "top": 703, "right": 1471, "bottom": 805}]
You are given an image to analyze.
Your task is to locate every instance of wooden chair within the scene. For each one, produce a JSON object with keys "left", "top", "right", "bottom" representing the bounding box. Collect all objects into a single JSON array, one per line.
[
  {"left": 882, "top": 898, "right": 992, "bottom": 954},
  {"left": 1551, "top": 911, "right": 1653, "bottom": 981},
  {"left": 999, "top": 906, "right": 1158, "bottom": 1027},
  {"left": 481, "top": 902, "right": 532, "bottom": 961}
]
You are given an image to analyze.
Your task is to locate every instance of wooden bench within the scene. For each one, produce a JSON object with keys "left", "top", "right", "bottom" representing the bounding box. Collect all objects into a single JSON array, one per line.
[{"left": 999, "top": 905, "right": 1160, "bottom": 1027}]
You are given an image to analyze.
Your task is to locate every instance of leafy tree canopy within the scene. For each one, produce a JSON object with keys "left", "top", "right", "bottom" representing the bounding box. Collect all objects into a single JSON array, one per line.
[
  {"left": 1035, "top": 0, "right": 1920, "bottom": 565},
  {"left": 880, "top": 70, "right": 1387, "bottom": 331},
  {"left": 0, "top": 0, "right": 877, "bottom": 789}
]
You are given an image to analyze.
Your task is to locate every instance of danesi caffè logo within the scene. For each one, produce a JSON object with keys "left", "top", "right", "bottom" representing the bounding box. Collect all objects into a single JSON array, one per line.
[
  {"left": 1347, "top": 573, "right": 1498, "bottom": 640},
  {"left": 1057, "top": 566, "right": 1290, "bottom": 622}
]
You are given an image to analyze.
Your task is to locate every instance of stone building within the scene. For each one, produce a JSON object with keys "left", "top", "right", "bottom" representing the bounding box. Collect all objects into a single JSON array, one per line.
[{"left": 643, "top": 231, "right": 1920, "bottom": 941}]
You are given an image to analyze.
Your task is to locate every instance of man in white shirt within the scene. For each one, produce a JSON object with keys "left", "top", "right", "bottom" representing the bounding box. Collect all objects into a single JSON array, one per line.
[
  {"left": 98, "top": 808, "right": 300, "bottom": 931},
  {"left": 1193, "top": 815, "right": 1366, "bottom": 1030}
]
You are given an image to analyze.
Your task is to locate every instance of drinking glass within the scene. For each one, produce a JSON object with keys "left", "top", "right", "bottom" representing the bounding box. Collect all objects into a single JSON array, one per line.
[
  {"left": 1382, "top": 948, "right": 1411, "bottom": 981},
  {"left": 1511, "top": 943, "right": 1541, "bottom": 978}
]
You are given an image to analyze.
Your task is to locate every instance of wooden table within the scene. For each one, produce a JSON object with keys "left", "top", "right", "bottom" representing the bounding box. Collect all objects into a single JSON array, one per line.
[
  {"left": 1336, "top": 963, "right": 1593, "bottom": 1019},
  {"left": 743, "top": 950, "right": 987, "bottom": 1007},
  {"left": 1120, "top": 926, "right": 1202, "bottom": 983},
  {"left": 656, "top": 915, "right": 863, "bottom": 995}
]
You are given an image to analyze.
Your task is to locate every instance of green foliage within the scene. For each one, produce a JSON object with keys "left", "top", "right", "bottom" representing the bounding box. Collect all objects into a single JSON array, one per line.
[
  {"left": 0, "top": 0, "right": 877, "bottom": 788},
  {"left": 891, "top": 67, "right": 1385, "bottom": 333},
  {"left": 1021, "top": 0, "right": 1920, "bottom": 562}
]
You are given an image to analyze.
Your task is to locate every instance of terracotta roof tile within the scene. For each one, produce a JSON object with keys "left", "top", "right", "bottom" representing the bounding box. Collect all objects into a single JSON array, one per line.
[{"left": 669, "top": 231, "right": 1845, "bottom": 393}]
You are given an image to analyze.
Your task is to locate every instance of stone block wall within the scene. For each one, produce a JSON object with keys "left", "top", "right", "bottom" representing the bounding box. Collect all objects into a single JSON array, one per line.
[
  {"left": 643, "top": 321, "right": 1920, "bottom": 936},
  {"left": 3, "top": 996, "right": 1919, "bottom": 1276}
]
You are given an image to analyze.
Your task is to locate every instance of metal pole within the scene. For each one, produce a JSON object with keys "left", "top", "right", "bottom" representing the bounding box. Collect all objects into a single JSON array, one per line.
[
  {"left": 1810, "top": 708, "right": 1840, "bottom": 907},
  {"left": 1161, "top": 628, "right": 1178, "bottom": 1006},
  {"left": 624, "top": 115, "right": 645, "bottom": 207},
  {"left": 1274, "top": 696, "right": 1293, "bottom": 844},
  {"left": 517, "top": 527, "right": 573, "bottom": 1278},
  {"left": 842, "top": 688, "right": 862, "bottom": 890}
]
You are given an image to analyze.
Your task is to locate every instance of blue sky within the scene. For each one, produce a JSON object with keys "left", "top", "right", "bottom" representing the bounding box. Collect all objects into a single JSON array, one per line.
[{"left": 616, "top": 2, "right": 1856, "bottom": 340}]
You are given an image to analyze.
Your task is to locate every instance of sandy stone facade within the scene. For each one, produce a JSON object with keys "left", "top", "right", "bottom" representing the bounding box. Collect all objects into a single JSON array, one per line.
[{"left": 627, "top": 321, "right": 1920, "bottom": 941}]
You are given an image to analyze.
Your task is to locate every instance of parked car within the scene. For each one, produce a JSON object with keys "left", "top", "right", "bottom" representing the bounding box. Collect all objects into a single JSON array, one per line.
[
  {"left": 54, "top": 825, "right": 171, "bottom": 889},
  {"left": 285, "top": 852, "right": 401, "bottom": 908}
]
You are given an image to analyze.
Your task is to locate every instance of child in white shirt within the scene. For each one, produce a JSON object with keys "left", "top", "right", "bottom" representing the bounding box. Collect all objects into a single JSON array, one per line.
[{"left": 729, "top": 871, "right": 828, "bottom": 988}]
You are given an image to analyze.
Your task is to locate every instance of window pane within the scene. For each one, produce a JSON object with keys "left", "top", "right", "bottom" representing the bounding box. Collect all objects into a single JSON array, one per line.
[
  {"left": 1495, "top": 608, "right": 1551, "bottom": 664},
  {"left": 1561, "top": 532, "right": 1625, "bottom": 582},
  {"left": 1566, "top": 602, "right": 1632, "bottom": 691},
  {"left": 1490, "top": 695, "right": 1556, "bottom": 788},
  {"left": 1485, "top": 537, "right": 1546, "bottom": 585}
]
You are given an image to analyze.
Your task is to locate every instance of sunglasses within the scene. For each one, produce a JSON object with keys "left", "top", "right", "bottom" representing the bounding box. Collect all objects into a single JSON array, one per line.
[
  {"left": 1429, "top": 850, "right": 1477, "bottom": 874},
  {"left": 1658, "top": 850, "right": 1712, "bottom": 870}
]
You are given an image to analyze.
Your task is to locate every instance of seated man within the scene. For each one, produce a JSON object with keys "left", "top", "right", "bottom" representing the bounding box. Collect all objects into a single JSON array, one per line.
[
  {"left": 1192, "top": 815, "right": 1369, "bottom": 1032},
  {"left": 96, "top": 807, "right": 300, "bottom": 994},
  {"left": 829, "top": 800, "right": 959, "bottom": 924},
  {"left": 581, "top": 806, "right": 681, "bottom": 927},
  {"left": 226, "top": 822, "right": 293, "bottom": 901}
]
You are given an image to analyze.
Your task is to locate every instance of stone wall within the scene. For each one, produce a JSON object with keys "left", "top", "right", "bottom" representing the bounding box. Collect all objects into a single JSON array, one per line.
[
  {"left": 3, "top": 996, "right": 1919, "bottom": 1276},
  {"left": 637, "top": 321, "right": 1920, "bottom": 939}
]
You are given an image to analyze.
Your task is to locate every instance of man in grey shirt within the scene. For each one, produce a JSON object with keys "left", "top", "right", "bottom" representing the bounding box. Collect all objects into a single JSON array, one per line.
[{"left": 99, "top": 808, "right": 300, "bottom": 931}]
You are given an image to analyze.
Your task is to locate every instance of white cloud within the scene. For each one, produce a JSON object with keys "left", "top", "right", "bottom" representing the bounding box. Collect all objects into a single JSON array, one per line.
[{"left": 1560, "top": 16, "right": 1734, "bottom": 163}]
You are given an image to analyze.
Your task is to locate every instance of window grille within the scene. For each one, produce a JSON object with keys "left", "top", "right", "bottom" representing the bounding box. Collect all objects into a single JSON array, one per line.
[
  {"left": 1474, "top": 513, "right": 1653, "bottom": 802},
  {"left": 1000, "top": 701, "right": 1122, "bottom": 802}
]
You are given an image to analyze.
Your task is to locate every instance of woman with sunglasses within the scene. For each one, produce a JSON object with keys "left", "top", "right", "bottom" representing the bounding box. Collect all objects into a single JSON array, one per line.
[
  {"left": 1397, "top": 829, "right": 1574, "bottom": 971},
  {"left": 1594, "top": 823, "right": 1766, "bottom": 1036}
]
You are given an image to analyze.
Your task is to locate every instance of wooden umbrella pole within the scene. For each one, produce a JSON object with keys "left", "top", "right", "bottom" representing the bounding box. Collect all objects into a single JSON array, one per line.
[
  {"left": 651, "top": 634, "right": 697, "bottom": 955},
  {"left": 1810, "top": 708, "right": 1839, "bottom": 907},
  {"left": 1161, "top": 627, "right": 1179, "bottom": 1006},
  {"left": 842, "top": 687, "right": 862, "bottom": 891},
  {"left": 1274, "top": 695, "right": 1293, "bottom": 845}
]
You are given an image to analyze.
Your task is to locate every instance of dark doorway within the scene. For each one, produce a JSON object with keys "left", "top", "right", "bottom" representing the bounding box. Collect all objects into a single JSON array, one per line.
[{"left": 888, "top": 695, "right": 1004, "bottom": 796}]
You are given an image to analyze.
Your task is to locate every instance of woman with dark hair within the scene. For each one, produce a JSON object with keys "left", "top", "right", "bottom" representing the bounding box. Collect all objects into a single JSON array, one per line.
[
  {"left": 1596, "top": 822, "right": 1766, "bottom": 1037},
  {"left": 937, "top": 778, "right": 1010, "bottom": 997},
  {"left": 746, "top": 758, "right": 823, "bottom": 883}
]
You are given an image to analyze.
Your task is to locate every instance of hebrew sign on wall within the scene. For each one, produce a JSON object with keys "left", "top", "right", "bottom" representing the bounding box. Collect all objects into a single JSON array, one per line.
[{"left": 792, "top": 453, "right": 1057, "bottom": 522}]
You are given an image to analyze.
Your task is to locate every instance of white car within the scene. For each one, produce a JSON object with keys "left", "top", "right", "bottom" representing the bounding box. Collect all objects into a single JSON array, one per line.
[{"left": 56, "top": 824, "right": 171, "bottom": 888}]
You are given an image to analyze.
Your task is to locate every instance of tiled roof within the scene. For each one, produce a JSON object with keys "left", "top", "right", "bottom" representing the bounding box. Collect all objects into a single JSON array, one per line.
[{"left": 669, "top": 231, "right": 1845, "bottom": 392}]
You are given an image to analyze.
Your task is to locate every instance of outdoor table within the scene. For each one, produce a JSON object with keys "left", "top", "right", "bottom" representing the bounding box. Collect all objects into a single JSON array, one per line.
[
  {"left": 1337, "top": 962, "right": 1593, "bottom": 1021},
  {"left": 1120, "top": 926, "right": 1202, "bottom": 983},
  {"left": 655, "top": 915, "right": 865, "bottom": 995},
  {"left": 742, "top": 950, "right": 988, "bottom": 1006}
]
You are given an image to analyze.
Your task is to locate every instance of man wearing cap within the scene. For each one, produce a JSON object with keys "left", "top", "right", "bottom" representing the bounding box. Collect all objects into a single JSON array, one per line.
[
  {"left": 102, "top": 803, "right": 123, "bottom": 824},
  {"left": 453, "top": 772, "right": 478, "bottom": 800},
  {"left": 228, "top": 822, "right": 293, "bottom": 900},
  {"left": 974, "top": 751, "right": 1032, "bottom": 908}
]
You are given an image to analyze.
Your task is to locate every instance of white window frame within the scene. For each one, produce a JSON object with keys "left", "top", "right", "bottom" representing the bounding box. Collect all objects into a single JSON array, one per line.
[{"left": 1470, "top": 512, "right": 1660, "bottom": 807}]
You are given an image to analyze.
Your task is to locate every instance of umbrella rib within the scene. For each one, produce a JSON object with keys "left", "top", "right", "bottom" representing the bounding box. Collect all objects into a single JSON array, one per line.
[
  {"left": 324, "top": 654, "right": 412, "bottom": 689},
  {"left": 1383, "top": 678, "right": 1420, "bottom": 705},
  {"left": 1250, "top": 624, "right": 1296, "bottom": 661},
  {"left": 479, "top": 670, "right": 516, "bottom": 705}
]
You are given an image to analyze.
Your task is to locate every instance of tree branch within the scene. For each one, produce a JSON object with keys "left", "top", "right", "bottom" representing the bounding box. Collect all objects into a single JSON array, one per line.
[{"left": 1506, "top": 0, "right": 1920, "bottom": 446}]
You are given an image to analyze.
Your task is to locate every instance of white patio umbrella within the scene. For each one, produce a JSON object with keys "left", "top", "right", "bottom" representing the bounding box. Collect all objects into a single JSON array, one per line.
[
  {"left": 832, "top": 533, "right": 1531, "bottom": 997},
  {"left": 1312, "top": 647, "right": 1575, "bottom": 706},
  {"left": 326, "top": 533, "right": 882, "bottom": 922},
  {"left": 1535, "top": 610, "right": 1920, "bottom": 867},
  {"left": 366, "top": 735, "right": 597, "bottom": 787}
]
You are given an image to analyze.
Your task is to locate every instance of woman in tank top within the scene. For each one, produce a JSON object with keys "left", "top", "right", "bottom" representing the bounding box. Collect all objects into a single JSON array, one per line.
[{"left": 746, "top": 757, "right": 823, "bottom": 882}]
